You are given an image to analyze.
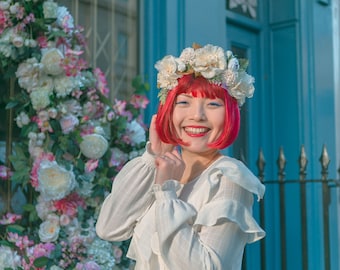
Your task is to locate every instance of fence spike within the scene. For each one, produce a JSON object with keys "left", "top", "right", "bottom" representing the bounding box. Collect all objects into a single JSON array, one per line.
[
  {"left": 256, "top": 148, "right": 265, "bottom": 180},
  {"left": 298, "top": 145, "right": 308, "bottom": 175},
  {"left": 277, "top": 146, "right": 286, "bottom": 179},
  {"left": 319, "top": 144, "right": 330, "bottom": 177}
]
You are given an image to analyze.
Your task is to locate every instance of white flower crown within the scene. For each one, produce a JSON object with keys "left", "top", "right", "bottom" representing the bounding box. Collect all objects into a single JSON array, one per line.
[{"left": 154, "top": 43, "right": 255, "bottom": 106}]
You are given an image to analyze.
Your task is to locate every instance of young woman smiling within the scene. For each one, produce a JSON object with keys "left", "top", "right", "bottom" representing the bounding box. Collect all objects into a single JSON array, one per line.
[{"left": 96, "top": 44, "right": 265, "bottom": 270}]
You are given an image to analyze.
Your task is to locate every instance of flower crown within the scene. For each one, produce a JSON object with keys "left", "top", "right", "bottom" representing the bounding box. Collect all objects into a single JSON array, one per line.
[{"left": 154, "top": 43, "right": 255, "bottom": 106}]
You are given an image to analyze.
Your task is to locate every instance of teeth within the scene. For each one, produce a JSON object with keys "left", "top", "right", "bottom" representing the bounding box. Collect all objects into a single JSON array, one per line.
[{"left": 184, "top": 127, "right": 208, "bottom": 134}]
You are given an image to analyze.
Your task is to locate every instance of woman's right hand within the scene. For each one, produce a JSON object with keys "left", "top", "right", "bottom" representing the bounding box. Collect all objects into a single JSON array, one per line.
[{"left": 149, "top": 114, "right": 174, "bottom": 155}]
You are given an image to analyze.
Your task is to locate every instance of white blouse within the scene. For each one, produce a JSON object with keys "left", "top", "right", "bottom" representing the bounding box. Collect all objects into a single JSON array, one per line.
[{"left": 96, "top": 149, "right": 265, "bottom": 270}]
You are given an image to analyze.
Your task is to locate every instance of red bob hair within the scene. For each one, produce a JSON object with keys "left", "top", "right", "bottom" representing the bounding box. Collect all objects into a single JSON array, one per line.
[{"left": 155, "top": 74, "right": 240, "bottom": 149}]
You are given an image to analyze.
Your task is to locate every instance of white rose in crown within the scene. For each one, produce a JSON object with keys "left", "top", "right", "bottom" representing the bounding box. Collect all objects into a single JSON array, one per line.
[
  {"left": 37, "top": 160, "right": 76, "bottom": 200},
  {"left": 41, "top": 48, "right": 64, "bottom": 76},
  {"left": 80, "top": 134, "right": 109, "bottom": 159}
]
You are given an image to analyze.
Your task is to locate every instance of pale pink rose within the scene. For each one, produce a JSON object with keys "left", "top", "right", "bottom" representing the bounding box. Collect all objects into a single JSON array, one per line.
[{"left": 59, "top": 115, "right": 79, "bottom": 134}]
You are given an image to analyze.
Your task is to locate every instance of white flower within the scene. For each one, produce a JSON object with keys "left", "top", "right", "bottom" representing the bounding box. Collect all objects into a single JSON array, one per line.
[
  {"left": 226, "top": 71, "right": 255, "bottom": 106},
  {"left": 54, "top": 75, "right": 76, "bottom": 97},
  {"left": 0, "top": 246, "right": 21, "bottom": 269},
  {"left": 57, "top": 6, "right": 74, "bottom": 30},
  {"left": 43, "top": 0, "right": 58, "bottom": 19},
  {"left": 16, "top": 57, "right": 41, "bottom": 91},
  {"left": 155, "top": 55, "right": 182, "bottom": 90},
  {"left": 126, "top": 120, "right": 146, "bottom": 145},
  {"left": 155, "top": 44, "right": 255, "bottom": 106},
  {"left": 192, "top": 44, "right": 226, "bottom": 79},
  {"left": 15, "top": 111, "right": 30, "bottom": 128},
  {"left": 11, "top": 35, "right": 24, "bottom": 48},
  {"left": 179, "top": 47, "right": 195, "bottom": 66},
  {"left": 80, "top": 134, "right": 109, "bottom": 159},
  {"left": 0, "top": 1, "right": 10, "bottom": 10},
  {"left": 38, "top": 217, "right": 60, "bottom": 242},
  {"left": 30, "top": 89, "right": 51, "bottom": 111},
  {"left": 37, "top": 160, "right": 76, "bottom": 200},
  {"left": 41, "top": 48, "right": 64, "bottom": 76}
]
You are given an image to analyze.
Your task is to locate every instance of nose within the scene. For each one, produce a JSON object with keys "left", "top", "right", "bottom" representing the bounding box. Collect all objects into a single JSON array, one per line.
[{"left": 191, "top": 103, "right": 206, "bottom": 121}]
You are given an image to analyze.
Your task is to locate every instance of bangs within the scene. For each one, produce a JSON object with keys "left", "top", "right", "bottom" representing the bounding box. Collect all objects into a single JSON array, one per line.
[{"left": 177, "top": 75, "right": 226, "bottom": 100}]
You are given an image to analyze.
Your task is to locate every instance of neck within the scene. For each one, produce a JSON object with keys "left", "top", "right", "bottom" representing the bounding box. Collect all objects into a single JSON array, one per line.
[{"left": 180, "top": 150, "right": 221, "bottom": 184}]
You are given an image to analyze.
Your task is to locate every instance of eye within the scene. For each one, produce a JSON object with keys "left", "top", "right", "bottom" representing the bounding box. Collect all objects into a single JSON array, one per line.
[{"left": 207, "top": 100, "right": 224, "bottom": 107}]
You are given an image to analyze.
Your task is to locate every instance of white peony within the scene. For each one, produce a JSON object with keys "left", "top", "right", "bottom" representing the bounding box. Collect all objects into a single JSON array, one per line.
[
  {"left": 192, "top": 44, "right": 227, "bottom": 79},
  {"left": 226, "top": 71, "right": 255, "bottom": 106},
  {"left": 80, "top": 134, "right": 109, "bottom": 159},
  {"left": 41, "top": 48, "right": 64, "bottom": 76},
  {"left": 37, "top": 160, "right": 76, "bottom": 200}
]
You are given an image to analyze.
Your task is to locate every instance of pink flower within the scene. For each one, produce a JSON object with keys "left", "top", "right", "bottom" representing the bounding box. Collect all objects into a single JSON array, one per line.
[
  {"left": 76, "top": 261, "right": 100, "bottom": 270},
  {"left": 0, "top": 165, "right": 12, "bottom": 180},
  {"left": 0, "top": 213, "right": 22, "bottom": 224},
  {"left": 85, "top": 159, "right": 99, "bottom": 172},
  {"left": 130, "top": 94, "right": 149, "bottom": 109},
  {"left": 7, "top": 232, "right": 33, "bottom": 250},
  {"left": 54, "top": 192, "right": 86, "bottom": 218},
  {"left": 94, "top": 68, "right": 109, "bottom": 97},
  {"left": 60, "top": 114, "right": 79, "bottom": 134},
  {"left": 31, "top": 152, "right": 55, "bottom": 187}
]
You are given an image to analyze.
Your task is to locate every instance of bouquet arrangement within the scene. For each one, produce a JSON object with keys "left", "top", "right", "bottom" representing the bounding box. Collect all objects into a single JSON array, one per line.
[{"left": 0, "top": 0, "right": 149, "bottom": 269}]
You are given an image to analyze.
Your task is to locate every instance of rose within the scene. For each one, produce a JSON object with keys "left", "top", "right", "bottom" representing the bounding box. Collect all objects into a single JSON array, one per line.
[
  {"left": 30, "top": 89, "right": 51, "bottom": 111},
  {"left": 43, "top": 0, "right": 58, "bottom": 19},
  {"left": 79, "top": 134, "right": 109, "bottom": 159},
  {"left": 0, "top": 246, "right": 20, "bottom": 269},
  {"left": 38, "top": 219, "right": 60, "bottom": 242},
  {"left": 37, "top": 160, "right": 76, "bottom": 200},
  {"left": 59, "top": 114, "right": 79, "bottom": 134}
]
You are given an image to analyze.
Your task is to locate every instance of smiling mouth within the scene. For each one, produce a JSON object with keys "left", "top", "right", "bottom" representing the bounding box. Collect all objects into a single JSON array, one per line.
[{"left": 184, "top": 127, "right": 210, "bottom": 135}]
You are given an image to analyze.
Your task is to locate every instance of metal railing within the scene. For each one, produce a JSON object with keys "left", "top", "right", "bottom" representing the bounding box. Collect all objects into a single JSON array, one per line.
[{"left": 253, "top": 145, "right": 340, "bottom": 270}]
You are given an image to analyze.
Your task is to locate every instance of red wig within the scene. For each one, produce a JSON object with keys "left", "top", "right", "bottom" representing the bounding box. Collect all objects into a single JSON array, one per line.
[{"left": 155, "top": 74, "right": 240, "bottom": 149}]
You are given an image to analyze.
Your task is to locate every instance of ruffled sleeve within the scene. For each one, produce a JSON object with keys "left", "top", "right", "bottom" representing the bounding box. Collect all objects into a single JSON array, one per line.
[
  {"left": 194, "top": 156, "right": 266, "bottom": 243},
  {"left": 96, "top": 147, "right": 156, "bottom": 241}
]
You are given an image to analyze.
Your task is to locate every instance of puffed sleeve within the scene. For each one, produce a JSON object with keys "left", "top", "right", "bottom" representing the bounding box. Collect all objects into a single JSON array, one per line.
[{"left": 96, "top": 148, "right": 156, "bottom": 241}]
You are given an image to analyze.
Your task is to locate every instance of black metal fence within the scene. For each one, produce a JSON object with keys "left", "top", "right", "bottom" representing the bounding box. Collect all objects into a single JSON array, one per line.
[{"left": 250, "top": 145, "right": 340, "bottom": 270}]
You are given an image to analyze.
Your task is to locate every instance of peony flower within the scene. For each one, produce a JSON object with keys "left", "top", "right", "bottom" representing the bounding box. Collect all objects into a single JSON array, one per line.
[
  {"left": 37, "top": 160, "right": 76, "bottom": 200},
  {"left": 38, "top": 217, "right": 60, "bottom": 242},
  {"left": 41, "top": 48, "right": 64, "bottom": 75},
  {"left": 79, "top": 134, "right": 108, "bottom": 159}
]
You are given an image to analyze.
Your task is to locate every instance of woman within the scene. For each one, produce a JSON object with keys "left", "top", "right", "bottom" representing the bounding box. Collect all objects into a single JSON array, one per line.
[{"left": 96, "top": 44, "right": 265, "bottom": 270}]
